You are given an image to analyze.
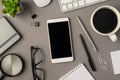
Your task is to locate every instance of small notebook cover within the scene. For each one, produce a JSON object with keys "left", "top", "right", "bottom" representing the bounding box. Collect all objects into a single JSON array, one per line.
[
  {"left": 0, "top": 17, "right": 20, "bottom": 55},
  {"left": 59, "top": 63, "right": 95, "bottom": 80}
]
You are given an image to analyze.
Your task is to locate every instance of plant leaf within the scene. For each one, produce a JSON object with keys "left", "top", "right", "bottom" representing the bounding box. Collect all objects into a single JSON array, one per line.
[
  {"left": 2, "top": 1, "right": 10, "bottom": 8},
  {"left": 8, "top": 9, "right": 15, "bottom": 17},
  {"left": 16, "top": 6, "right": 22, "bottom": 12},
  {"left": 8, "top": 0, "right": 14, "bottom": 5},
  {"left": 2, "top": 8, "right": 9, "bottom": 13},
  {"left": 1, "top": 0, "right": 5, "bottom": 4},
  {"left": 14, "top": 0, "right": 19, "bottom": 5}
]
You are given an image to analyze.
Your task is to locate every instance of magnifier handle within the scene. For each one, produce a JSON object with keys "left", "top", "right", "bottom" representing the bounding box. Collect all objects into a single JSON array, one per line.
[{"left": 0, "top": 75, "right": 5, "bottom": 80}]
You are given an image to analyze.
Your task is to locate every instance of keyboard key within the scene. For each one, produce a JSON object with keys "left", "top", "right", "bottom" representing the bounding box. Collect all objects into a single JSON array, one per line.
[
  {"left": 62, "top": 5, "right": 67, "bottom": 11},
  {"left": 68, "top": 3, "right": 73, "bottom": 9},
  {"left": 85, "top": 0, "right": 100, "bottom": 4},
  {"left": 73, "top": 2, "right": 78, "bottom": 7},
  {"left": 78, "top": 0, "right": 85, "bottom": 6},
  {"left": 61, "top": 0, "right": 72, "bottom": 4}
]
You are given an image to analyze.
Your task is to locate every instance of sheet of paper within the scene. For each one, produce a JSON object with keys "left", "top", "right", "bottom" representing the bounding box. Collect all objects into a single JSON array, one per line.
[{"left": 110, "top": 50, "right": 120, "bottom": 75}]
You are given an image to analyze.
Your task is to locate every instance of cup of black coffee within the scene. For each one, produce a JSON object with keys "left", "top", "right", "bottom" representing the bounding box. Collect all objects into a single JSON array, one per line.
[{"left": 91, "top": 5, "right": 120, "bottom": 42}]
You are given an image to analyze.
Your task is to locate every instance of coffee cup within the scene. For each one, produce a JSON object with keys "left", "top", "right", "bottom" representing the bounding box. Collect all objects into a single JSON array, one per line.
[{"left": 91, "top": 5, "right": 120, "bottom": 42}]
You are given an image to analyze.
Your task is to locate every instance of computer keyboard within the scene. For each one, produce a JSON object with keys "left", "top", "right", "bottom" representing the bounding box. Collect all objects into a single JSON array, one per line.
[{"left": 58, "top": 0, "right": 108, "bottom": 13}]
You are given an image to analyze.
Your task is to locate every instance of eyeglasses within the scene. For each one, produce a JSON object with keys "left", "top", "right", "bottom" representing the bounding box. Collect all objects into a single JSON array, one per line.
[{"left": 31, "top": 46, "right": 45, "bottom": 80}]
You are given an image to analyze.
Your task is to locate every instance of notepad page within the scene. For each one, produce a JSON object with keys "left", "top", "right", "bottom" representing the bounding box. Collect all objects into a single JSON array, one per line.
[
  {"left": 59, "top": 63, "right": 95, "bottom": 80},
  {"left": 110, "top": 50, "right": 120, "bottom": 75}
]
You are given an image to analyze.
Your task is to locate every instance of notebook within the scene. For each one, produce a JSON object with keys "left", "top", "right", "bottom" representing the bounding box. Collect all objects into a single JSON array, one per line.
[
  {"left": 110, "top": 50, "right": 120, "bottom": 75},
  {"left": 59, "top": 63, "right": 95, "bottom": 80},
  {"left": 0, "top": 17, "right": 20, "bottom": 55}
]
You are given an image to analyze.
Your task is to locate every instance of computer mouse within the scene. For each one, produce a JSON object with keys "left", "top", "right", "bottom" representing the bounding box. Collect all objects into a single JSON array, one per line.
[{"left": 33, "top": 0, "right": 51, "bottom": 7}]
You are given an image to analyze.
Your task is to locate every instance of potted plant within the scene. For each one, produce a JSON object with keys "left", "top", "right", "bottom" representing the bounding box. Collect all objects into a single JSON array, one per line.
[{"left": 1, "top": 0, "right": 22, "bottom": 17}]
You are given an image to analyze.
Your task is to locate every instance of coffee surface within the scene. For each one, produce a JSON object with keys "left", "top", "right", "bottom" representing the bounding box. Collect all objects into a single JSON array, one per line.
[{"left": 93, "top": 8, "right": 118, "bottom": 33}]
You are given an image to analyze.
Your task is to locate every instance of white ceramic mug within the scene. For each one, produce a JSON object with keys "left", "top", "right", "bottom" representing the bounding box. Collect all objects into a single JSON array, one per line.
[{"left": 91, "top": 5, "right": 120, "bottom": 42}]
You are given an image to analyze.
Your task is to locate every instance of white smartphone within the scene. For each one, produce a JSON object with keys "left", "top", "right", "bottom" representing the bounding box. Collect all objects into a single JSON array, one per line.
[{"left": 47, "top": 18, "right": 74, "bottom": 63}]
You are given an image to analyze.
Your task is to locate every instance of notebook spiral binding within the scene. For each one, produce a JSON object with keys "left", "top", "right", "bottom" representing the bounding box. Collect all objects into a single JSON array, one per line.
[{"left": 60, "top": 63, "right": 82, "bottom": 80}]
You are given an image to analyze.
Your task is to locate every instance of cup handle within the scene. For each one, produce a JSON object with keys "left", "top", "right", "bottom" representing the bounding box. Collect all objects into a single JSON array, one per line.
[{"left": 109, "top": 34, "right": 118, "bottom": 42}]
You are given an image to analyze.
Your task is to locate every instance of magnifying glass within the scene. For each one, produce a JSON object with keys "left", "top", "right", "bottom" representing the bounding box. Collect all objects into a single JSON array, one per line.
[{"left": 0, "top": 54, "right": 24, "bottom": 79}]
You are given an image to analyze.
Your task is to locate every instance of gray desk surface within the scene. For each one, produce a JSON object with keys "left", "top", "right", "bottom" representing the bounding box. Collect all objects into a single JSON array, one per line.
[{"left": 0, "top": 0, "right": 120, "bottom": 80}]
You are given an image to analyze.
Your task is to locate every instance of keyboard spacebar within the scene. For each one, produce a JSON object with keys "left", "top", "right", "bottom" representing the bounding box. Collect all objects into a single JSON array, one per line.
[
  {"left": 61, "top": 0, "right": 72, "bottom": 4},
  {"left": 85, "top": 0, "right": 100, "bottom": 4}
]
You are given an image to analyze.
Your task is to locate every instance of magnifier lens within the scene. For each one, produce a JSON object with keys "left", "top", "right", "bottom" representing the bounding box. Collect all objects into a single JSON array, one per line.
[{"left": 0, "top": 54, "right": 23, "bottom": 76}]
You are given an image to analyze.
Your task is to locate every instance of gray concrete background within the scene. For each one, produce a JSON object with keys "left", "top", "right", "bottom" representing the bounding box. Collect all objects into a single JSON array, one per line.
[{"left": 0, "top": 0, "right": 120, "bottom": 80}]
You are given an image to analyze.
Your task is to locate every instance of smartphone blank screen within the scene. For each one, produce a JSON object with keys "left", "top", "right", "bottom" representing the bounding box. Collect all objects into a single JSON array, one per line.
[{"left": 48, "top": 21, "right": 72, "bottom": 59}]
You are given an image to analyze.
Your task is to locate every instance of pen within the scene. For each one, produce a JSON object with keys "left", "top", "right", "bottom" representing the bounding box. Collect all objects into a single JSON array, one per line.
[
  {"left": 76, "top": 16, "right": 98, "bottom": 52},
  {"left": 80, "top": 34, "right": 96, "bottom": 71}
]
